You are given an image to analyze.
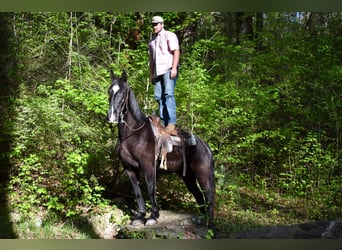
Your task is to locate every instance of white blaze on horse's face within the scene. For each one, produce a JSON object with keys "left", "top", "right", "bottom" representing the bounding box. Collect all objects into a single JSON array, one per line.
[
  {"left": 112, "top": 84, "right": 120, "bottom": 94},
  {"left": 107, "top": 83, "right": 121, "bottom": 124}
]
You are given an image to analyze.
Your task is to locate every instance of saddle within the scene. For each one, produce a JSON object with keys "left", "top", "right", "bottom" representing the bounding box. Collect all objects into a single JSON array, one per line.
[{"left": 148, "top": 115, "right": 196, "bottom": 176}]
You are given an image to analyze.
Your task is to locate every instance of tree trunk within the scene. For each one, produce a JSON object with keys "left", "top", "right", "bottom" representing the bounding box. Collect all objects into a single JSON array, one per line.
[{"left": 256, "top": 12, "right": 264, "bottom": 50}]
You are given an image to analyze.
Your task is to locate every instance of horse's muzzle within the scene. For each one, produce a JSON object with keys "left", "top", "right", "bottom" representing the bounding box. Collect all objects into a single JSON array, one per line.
[
  {"left": 107, "top": 109, "right": 119, "bottom": 124},
  {"left": 107, "top": 114, "right": 119, "bottom": 124},
  {"left": 107, "top": 118, "right": 118, "bottom": 124}
]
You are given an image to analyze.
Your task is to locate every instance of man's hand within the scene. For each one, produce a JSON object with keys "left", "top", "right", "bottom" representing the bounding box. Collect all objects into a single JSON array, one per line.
[{"left": 170, "top": 68, "right": 177, "bottom": 79}]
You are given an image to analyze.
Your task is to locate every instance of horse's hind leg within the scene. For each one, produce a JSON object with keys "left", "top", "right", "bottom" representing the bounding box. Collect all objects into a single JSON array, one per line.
[
  {"left": 195, "top": 167, "right": 215, "bottom": 228},
  {"left": 181, "top": 171, "right": 206, "bottom": 214},
  {"left": 183, "top": 166, "right": 215, "bottom": 228},
  {"left": 125, "top": 168, "right": 146, "bottom": 226}
]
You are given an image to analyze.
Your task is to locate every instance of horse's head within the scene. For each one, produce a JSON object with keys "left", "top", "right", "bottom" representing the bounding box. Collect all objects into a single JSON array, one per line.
[{"left": 107, "top": 70, "right": 128, "bottom": 124}]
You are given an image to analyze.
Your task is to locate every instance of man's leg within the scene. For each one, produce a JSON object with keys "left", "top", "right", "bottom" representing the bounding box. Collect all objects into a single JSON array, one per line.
[
  {"left": 154, "top": 77, "right": 165, "bottom": 125},
  {"left": 162, "top": 70, "right": 177, "bottom": 133}
]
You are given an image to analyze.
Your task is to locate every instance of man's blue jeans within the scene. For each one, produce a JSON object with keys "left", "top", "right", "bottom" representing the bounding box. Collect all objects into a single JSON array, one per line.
[{"left": 153, "top": 69, "right": 177, "bottom": 126}]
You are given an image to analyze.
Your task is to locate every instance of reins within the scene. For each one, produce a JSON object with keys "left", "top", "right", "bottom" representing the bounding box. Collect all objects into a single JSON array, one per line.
[
  {"left": 119, "top": 87, "right": 146, "bottom": 132},
  {"left": 120, "top": 117, "right": 146, "bottom": 131}
]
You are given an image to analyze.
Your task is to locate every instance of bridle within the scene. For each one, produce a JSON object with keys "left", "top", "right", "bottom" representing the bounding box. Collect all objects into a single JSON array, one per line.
[
  {"left": 117, "top": 86, "right": 146, "bottom": 132},
  {"left": 120, "top": 113, "right": 146, "bottom": 132}
]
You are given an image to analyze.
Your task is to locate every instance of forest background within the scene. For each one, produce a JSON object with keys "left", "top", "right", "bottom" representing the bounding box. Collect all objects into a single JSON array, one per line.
[{"left": 0, "top": 12, "right": 341, "bottom": 238}]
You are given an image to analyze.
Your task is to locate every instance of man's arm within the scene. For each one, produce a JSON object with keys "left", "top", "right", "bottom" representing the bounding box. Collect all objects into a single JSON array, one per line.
[
  {"left": 149, "top": 48, "right": 155, "bottom": 83},
  {"left": 170, "top": 49, "right": 180, "bottom": 79}
]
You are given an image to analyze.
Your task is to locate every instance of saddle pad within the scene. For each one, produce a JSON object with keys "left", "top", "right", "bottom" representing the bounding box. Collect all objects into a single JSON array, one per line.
[
  {"left": 185, "top": 133, "right": 197, "bottom": 146},
  {"left": 170, "top": 135, "right": 182, "bottom": 146}
]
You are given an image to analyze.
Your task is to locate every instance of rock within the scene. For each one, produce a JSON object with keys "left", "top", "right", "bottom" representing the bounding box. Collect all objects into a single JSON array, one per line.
[
  {"left": 88, "top": 209, "right": 126, "bottom": 239},
  {"left": 321, "top": 221, "right": 342, "bottom": 239},
  {"left": 230, "top": 220, "right": 342, "bottom": 239}
]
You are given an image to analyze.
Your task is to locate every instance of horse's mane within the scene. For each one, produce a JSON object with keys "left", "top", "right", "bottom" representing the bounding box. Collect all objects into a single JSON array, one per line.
[{"left": 126, "top": 85, "right": 146, "bottom": 122}]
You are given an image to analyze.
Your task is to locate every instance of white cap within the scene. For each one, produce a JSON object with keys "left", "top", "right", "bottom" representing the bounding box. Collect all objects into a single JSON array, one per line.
[{"left": 151, "top": 16, "right": 164, "bottom": 24}]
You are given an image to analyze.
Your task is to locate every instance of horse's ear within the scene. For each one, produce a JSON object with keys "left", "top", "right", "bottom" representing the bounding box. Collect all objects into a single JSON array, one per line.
[
  {"left": 121, "top": 70, "right": 127, "bottom": 82},
  {"left": 110, "top": 70, "right": 116, "bottom": 82}
]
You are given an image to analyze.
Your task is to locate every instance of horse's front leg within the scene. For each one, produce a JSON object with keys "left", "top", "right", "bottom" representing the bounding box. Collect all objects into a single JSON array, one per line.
[
  {"left": 143, "top": 165, "right": 159, "bottom": 226},
  {"left": 125, "top": 168, "right": 146, "bottom": 226}
]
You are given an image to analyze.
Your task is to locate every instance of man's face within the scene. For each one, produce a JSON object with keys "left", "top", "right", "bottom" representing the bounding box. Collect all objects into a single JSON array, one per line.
[{"left": 152, "top": 22, "right": 163, "bottom": 34}]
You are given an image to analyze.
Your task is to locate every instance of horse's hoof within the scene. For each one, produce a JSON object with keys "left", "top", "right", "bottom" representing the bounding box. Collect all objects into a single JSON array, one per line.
[
  {"left": 131, "top": 219, "right": 144, "bottom": 227},
  {"left": 145, "top": 218, "right": 158, "bottom": 226}
]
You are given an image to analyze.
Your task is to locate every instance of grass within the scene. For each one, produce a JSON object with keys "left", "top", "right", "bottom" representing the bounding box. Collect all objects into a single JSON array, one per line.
[
  {"left": 213, "top": 184, "right": 342, "bottom": 238},
  {"left": 11, "top": 214, "right": 97, "bottom": 239},
  {"left": 15, "top": 221, "right": 88, "bottom": 239}
]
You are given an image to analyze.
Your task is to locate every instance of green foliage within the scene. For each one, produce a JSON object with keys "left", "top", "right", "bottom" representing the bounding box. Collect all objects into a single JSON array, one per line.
[
  {"left": 205, "top": 229, "right": 215, "bottom": 239},
  {"left": 8, "top": 29, "right": 113, "bottom": 217},
  {"left": 9, "top": 80, "right": 110, "bottom": 217}
]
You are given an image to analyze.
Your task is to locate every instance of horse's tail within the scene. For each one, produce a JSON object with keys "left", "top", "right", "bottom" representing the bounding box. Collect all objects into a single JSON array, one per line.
[
  {"left": 196, "top": 136, "right": 216, "bottom": 224},
  {"left": 200, "top": 137, "right": 216, "bottom": 202},
  {"left": 208, "top": 143, "right": 216, "bottom": 221},
  {"left": 211, "top": 152, "right": 216, "bottom": 217}
]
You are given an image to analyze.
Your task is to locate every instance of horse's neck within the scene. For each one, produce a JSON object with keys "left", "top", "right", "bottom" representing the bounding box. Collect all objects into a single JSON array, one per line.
[
  {"left": 118, "top": 89, "right": 146, "bottom": 140},
  {"left": 125, "top": 88, "right": 145, "bottom": 124}
]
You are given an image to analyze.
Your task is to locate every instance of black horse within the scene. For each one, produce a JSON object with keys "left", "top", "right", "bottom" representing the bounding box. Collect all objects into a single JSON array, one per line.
[{"left": 107, "top": 70, "right": 215, "bottom": 227}]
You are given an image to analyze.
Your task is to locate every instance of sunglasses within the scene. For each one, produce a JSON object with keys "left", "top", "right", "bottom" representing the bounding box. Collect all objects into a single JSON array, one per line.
[{"left": 152, "top": 23, "right": 160, "bottom": 26}]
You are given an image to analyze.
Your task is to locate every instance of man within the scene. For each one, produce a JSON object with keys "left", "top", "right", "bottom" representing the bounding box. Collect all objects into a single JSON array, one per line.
[{"left": 148, "top": 15, "right": 180, "bottom": 135}]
